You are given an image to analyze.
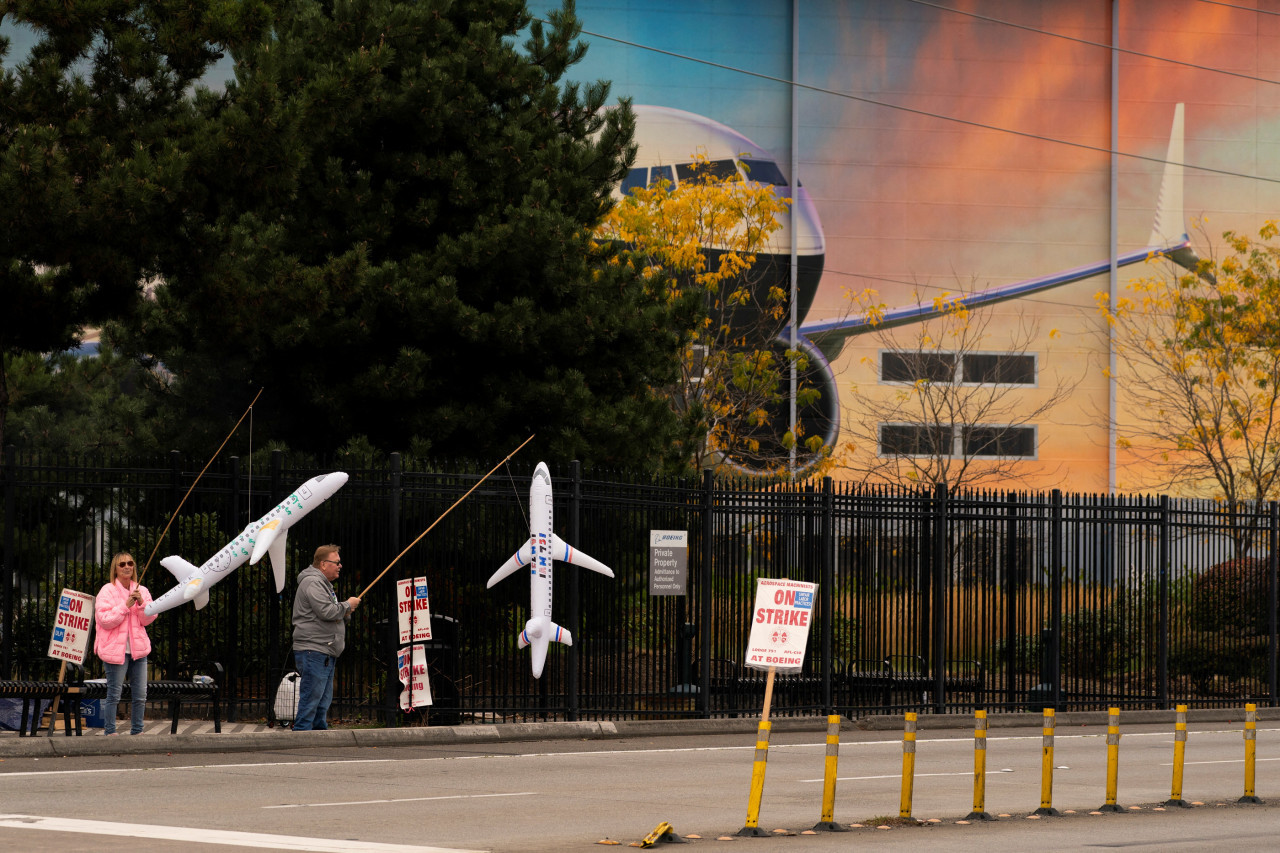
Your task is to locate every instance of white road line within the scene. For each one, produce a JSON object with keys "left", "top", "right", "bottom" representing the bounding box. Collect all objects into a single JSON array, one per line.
[
  {"left": 1162, "top": 757, "right": 1280, "bottom": 766},
  {"left": 0, "top": 814, "right": 485, "bottom": 853},
  {"left": 265, "top": 792, "right": 536, "bottom": 809},
  {"left": 799, "top": 771, "right": 974, "bottom": 783}
]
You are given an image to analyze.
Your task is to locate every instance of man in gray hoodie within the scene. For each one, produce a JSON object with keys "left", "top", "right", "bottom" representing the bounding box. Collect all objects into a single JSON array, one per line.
[{"left": 292, "top": 544, "right": 361, "bottom": 731}]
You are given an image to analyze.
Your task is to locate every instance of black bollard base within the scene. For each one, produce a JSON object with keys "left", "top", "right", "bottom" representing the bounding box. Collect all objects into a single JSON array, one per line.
[
  {"left": 1238, "top": 795, "right": 1265, "bottom": 805},
  {"left": 964, "top": 811, "right": 996, "bottom": 821},
  {"left": 1097, "top": 804, "right": 1123, "bottom": 813},
  {"left": 737, "top": 826, "right": 771, "bottom": 837},
  {"left": 811, "top": 821, "right": 851, "bottom": 832},
  {"left": 1162, "top": 798, "right": 1193, "bottom": 808},
  {"left": 1033, "top": 807, "right": 1060, "bottom": 816}
]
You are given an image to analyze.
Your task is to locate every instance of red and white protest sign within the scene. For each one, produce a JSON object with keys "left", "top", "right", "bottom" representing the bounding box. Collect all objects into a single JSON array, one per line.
[
  {"left": 744, "top": 578, "right": 817, "bottom": 674},
  {"left": 396, "top": 576, "right": 432, "bottom": 644},
  {"left": 48, "top": 588, "right": 95, "bottom": 665},
  {"left": 397, "top": 644, "right": 433, "bottom": 711}
]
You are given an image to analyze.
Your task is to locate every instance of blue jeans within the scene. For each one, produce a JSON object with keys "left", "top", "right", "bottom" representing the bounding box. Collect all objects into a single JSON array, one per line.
[
  {"left": 104, "top": 654, "right": 148, "bottom": 735},
  {"left": 293, "top": 650, "right": 336, "bottom": 731}
]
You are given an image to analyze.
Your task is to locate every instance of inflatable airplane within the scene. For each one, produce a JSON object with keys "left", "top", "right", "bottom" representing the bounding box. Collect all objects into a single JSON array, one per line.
[
  {"left": 145, "top": 472, "right": 349, "bottom": 616},
  {"left": 487, "top": 462, "right": 614, "bottom": 678}
]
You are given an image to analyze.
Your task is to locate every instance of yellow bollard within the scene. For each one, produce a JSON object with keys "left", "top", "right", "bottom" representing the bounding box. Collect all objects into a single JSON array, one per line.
[
  {"left": 738, "top": 721, "right": 773, "bottom": 836},
  {"left": 1099, "top": 707, "right": 1122, "bottom": 812},
  {"left": 1239, "top": 703, "right": 1263, "bottom": 804},
  {"left": 1034, "top": 708, "right": 1059, "bottom": 816},
  {"left": 813, "top": 715, "right": 850, "bottom": 831},
  {"left": 899, "top": 712, "right": 917, "bottom": 819},
  {"left": 1163, "top": 704, "right": 1190, "bottom": 808},
  {"left": 965, "top": 709, "right": 994, "bottom": 821}
]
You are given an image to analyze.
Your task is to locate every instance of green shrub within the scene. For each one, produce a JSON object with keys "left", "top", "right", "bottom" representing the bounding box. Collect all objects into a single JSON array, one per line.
[
  {"left": 1191, "top": 557, "right": 1270, "bottom": 636},
  {"left": 1170, "top": 632, "right": 1266, "bottom": 692}
]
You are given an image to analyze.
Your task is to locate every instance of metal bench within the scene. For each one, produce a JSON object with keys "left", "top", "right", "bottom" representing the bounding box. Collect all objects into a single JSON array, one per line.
[
  {"left": 711, "top": 655, "right": 983, "bottom": 713},
  {"left": 710, "top": 658, "right": 896, "bottom": 714},
  {"left": 883, "top": 654, "right": 986, "bottom": 706},
  {"left": 0, "top": 681, "right": 75, "bottom": 736},
  {"left": 70, "top": 660, "right": 224, "bottom": 735}
]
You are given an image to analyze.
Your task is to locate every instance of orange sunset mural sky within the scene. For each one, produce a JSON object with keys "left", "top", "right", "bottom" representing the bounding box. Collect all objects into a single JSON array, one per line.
[{"left": 548, "top": 0, "right": 1280, "bottom": 493}]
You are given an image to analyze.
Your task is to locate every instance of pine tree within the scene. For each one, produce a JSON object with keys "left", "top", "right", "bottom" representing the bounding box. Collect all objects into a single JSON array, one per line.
[
  {"left": 0, "top": 1, "right": 269, "bottom": 450},
  {"left": 128, "top": 0, "right": 695, "bottom": 471}
]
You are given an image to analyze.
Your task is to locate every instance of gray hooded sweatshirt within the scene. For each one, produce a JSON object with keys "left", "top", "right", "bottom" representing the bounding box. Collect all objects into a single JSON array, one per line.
[{"left": 292, "top": 565, "right": 351, "bottom": 656}]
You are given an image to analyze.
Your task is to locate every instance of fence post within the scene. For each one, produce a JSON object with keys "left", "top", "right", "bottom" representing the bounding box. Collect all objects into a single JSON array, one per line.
[
  {"left": 821, "top": 477, "right": 834, "bottom": 714},
  {"left": 568, "top": 460, "right": 582, "bottom": 722},
  {"left": 1034, "top": 707, "right": 1059, "bottom": 815},
  {"left": 1164, "top": 704, "right": 1189, "bottom": 807},
  {"left": 899, "top": 711, "right": 918, "bottom": 818},
  {"left": 1004, "top": 492, "right": 1019, "bottom": 708},
  {"left": 1269, "top": 503, "right": 1278, "bottom": 707},
  {"left": 1100, "top": 707, "right": 1122, "bottom": 812},
  {"left": 227, "top": 455, "right": 241, "bottom": 722},
  {"left": 0, "top": 444, "right": 16, "bottom": 680},
  {"left": 1049, "top": 489, "right": 1062, "bottom": 711},
  {"left": 2, "top": 445, "right": 14, "bottom": 678},
  {"left": 1240, "top": 703, "right": 1262, "bottom": 804},
  {"left": 966, "top": 708, "right": 994, "bottom": 821},
  {"left": 1158, "top": 495, "right": 1170, "bottom": 708},
  {"left": 383, "top": 452, "right": 402, "bottom": 727},
  {"left": 267, "top": 450, "right": 283, "bottom": 701},
  {"left": 167, "top": 449, "right": 183, "bottom": 675},
  {"left": 932, "top": 482, "right": 947, "bottom": 715},
  {"left": 698, "top": 468, "right": 714, "bottom": 718}
]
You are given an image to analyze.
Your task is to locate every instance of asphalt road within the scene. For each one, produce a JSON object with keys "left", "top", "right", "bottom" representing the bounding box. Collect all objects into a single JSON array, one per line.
[{"left": 1, "top": 719, "right": 1279, "bottom": 852}]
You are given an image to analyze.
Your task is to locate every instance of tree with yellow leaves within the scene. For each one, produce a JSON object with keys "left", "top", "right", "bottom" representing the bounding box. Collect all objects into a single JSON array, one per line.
[
  {"left": 596, "top": 154, "right": 829, "bottom": 476},
  {"left": 1101, "top": 221, "right": 1280, "bottom": 555},
  {"left": 837, "top": 286, "right": 1078, "bottom": 490}
]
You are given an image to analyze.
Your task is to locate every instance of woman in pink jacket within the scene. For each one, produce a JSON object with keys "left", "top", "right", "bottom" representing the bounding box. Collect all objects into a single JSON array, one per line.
[{"left": 94, "top": 552, "right": 157, "bottom": 735}]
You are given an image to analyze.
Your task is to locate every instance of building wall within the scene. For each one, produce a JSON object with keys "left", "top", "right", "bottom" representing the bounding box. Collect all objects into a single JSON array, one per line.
[{"left": 542, "top": 0, "right": 1280, "bottom": 491}]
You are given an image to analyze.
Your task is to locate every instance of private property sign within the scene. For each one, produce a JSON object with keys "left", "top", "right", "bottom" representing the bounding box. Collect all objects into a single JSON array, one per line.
[
  {"left": 744, "top": 578, "right": 817, "bottom": 674},
  {"left": 648, "top": 530, "right": 688, "bottom": 595},
  {"left": 48, "top": 588, "right": 95, "bottom": 665}
]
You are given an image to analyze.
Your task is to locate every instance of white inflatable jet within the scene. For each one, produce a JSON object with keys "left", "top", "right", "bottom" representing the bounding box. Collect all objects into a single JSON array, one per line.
[
  {"left": 145, "top": 472, "right": 349, "bottom": 616},
  {"left": 487, "top": 462, "right": 614, "bottom": 678}
]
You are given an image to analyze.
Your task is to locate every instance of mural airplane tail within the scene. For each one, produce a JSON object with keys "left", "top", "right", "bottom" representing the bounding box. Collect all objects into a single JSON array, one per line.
[{"left": 799, "top": 103, "right": 1198, "bottom": 362}]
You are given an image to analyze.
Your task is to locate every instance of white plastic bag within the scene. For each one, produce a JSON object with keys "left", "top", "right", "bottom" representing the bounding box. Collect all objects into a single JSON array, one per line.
[{"left": 273, "top": 671, "right": 300, "bottom": 724}]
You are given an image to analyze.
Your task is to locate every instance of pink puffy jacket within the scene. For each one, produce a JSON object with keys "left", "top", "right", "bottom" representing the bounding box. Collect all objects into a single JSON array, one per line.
[{"left": 94, "top": 580, "right": 157, "bottom": 665}]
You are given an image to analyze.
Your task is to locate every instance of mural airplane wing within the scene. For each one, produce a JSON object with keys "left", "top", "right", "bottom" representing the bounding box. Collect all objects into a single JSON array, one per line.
[{"left": 799, "top": 104, "right": 1196, "bottom": 365}]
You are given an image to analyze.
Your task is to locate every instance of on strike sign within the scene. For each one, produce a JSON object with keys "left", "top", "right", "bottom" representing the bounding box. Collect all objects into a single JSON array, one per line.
[
  {"left": 397, "top": 644, "right": 433, "bottom": 711},
  {"left": 395, "top": 576, "right": 432, "bottom": 644},
  {"left": 48, "top": 588, "right": 95, "bottom": 665},
  {"left": 744, "top": 578, "right": 817, "bottom": 674}
]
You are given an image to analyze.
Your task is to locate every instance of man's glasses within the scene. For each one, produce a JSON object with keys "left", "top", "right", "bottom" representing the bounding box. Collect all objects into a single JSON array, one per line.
[{"left": 323, "top": 559, "right": 342, "bottom": 566}]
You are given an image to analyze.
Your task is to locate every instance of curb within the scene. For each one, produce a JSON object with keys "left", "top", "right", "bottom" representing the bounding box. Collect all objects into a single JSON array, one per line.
[{"left": 1, "top": 708, "right": 1273, "bottom": 759}]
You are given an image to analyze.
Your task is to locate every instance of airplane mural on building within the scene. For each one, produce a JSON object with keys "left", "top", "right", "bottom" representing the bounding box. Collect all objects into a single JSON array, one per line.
[{"left": 621, "top": 104, "right": 1195, "bottom": 473}]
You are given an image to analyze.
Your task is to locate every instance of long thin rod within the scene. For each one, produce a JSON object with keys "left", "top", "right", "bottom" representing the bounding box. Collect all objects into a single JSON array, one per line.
[
  {"left": 357, "top": 434, "right": 535, "bottom": 600},
  {"left": 138, "top": 388, "right": 264, "bottom": 581}
]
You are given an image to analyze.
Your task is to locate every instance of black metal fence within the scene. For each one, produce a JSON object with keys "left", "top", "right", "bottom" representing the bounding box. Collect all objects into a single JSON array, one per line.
[{"left": 3, "top": 447, "right": 1278, "bottom": 725}]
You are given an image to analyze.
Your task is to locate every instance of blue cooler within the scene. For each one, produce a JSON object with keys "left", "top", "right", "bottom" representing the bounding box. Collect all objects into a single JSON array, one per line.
[
  {"left": 80, "top": 699, "right": 104, "bottom": 728},
  {"left": 81, "top": 678, "right": 108, "bottom": 728}
]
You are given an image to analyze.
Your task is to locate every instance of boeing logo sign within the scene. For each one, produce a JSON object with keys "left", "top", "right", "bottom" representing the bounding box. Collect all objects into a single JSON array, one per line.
[{"left": 649, "top": 530, "right": 688, "bottom": 596}]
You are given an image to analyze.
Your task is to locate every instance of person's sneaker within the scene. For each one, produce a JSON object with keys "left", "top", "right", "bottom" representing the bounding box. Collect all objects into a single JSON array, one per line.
[{"left": 105, "top": 732, "right": 118, "bottom": 736}]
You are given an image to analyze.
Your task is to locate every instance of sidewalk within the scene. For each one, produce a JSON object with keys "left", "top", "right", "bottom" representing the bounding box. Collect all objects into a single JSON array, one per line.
[{"left": 2, "top": 706, "right": 1276, "bottom": 760}]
